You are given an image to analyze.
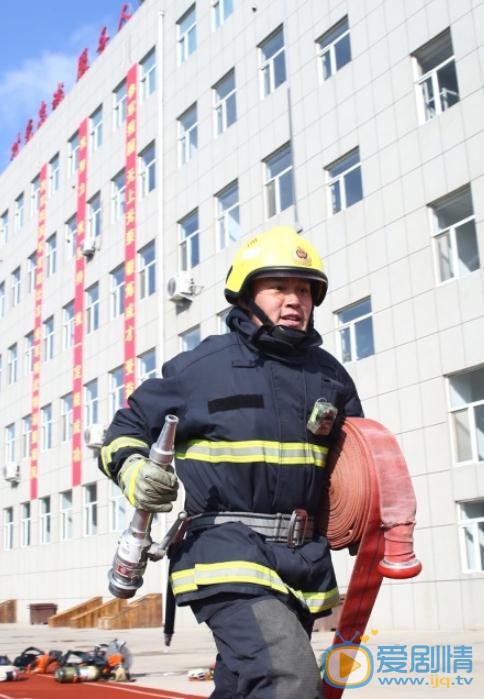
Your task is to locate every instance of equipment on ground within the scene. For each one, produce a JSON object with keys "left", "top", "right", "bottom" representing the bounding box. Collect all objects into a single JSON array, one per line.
[{"left": 108, "top": 414, "right": 187, "bottom": 599}]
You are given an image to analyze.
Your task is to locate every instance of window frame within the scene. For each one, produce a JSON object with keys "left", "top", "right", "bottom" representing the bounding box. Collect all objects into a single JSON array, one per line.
[
  {"left": 84, "top": 379, "right": 99, "bottom": 428},
  {"left": 140, "top": 48, "right": 156, "bottom": 100},
  {"left": 316, "top": 16, "right": 351, "bottom": 81},
  {"left": 138, "top": 241, "right": 156, "bottom": 298},
  {"left": 457, "top": 500, "right": 484, "bottom": 573},
  {"left": 264, "top": 143, "right": 294, "bottom": 218},
  {"left": 177, "top": 5, "right": 197, "bottom": 64},
  {"left": 259, "top": 26, "right": 286, "bottom": 98},
  {"left": 178, "top": 210, "right": 200, "bottom": 271},
  {"left": 83, "top": 483, "right": 98, "bottom": 537},
  {"left": 89, "top": 105, "right": 103, "bottom": 153},
  {"left": 178, "top": 104, "right": 198, "bottom": 165},
  {"left": 60, "top": 490, "right": 73, "bottom": 541},
  {"left": 3, "top": 507, "right": 14, "bottom": 551},
  {"left": 139, "top": 142, "right": 156, "bottom": 197},
  {"left": 326, "top": 148, "right": 363, "bottom": 215},
  {"left": 213, "top": 69, "right": 236, "bottom": 136},
  {"left": 110, "top": 264, "right": 125, "bottom": 318},
  {"left": 20, "top": 502, "right": 31, "bottom": 548},
  {"left": 336, "top": 297, "right": 375, "bottom": 363},
  {"left": 85, "top": 282, "right": 100, "bottom": 334},
  {"left": 216, "top": 180, "right": 240, "bottom": 249},
  {"left": 39, "top": 496, "right": 51, "bottom": 545},
  {"left": 113, "top": 80, "right": 127, "bottom": 130}
]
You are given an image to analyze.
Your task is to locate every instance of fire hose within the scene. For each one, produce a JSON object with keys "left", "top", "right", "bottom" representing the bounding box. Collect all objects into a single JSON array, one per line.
[{"left": 319, "top": 417, "right": 422, "bottom": 698}]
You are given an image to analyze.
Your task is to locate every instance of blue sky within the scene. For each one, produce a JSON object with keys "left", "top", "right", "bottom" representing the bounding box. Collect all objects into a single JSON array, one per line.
[{"left": 0, "top": 0, "right": 139, "bottom": 172}]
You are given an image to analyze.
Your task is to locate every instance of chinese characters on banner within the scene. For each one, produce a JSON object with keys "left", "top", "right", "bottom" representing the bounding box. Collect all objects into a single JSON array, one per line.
[
  {"left": 72, "top": 119, "right": 88, "bottom": 486},
  {"left": 30, "top": 165, "right": 48, "bottom": 500},
  {"left": 124, "top": 65, "right": 137, "bottom": 403}
]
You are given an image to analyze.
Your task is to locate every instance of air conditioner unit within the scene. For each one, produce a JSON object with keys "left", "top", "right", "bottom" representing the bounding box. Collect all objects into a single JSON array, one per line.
[
  {"left": 3, "top": 462, "right": 20, "bottom": 484},
  {"left": 81, "top": 237, "right": 96, "bottom": 258},
  {"left": 167, "top": 272, "right": 195, "bottom": 302},
  {"left": 84, "top": 424, "right": 105, "bottom": 449}
]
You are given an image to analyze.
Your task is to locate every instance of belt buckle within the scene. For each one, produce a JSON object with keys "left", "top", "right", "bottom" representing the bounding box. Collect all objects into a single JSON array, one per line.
[{"left": 287, "top": 509, "right": 308, "bottom": 549}]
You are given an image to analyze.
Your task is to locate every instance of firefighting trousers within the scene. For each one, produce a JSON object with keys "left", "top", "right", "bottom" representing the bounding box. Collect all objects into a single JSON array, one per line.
[{"left": 191, "top": 593, "right": 324, "bottom": 699}]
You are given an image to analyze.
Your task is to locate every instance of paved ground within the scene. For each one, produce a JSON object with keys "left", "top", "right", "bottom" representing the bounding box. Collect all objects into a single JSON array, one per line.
[{"left": 0, "top": 622, "right": 483, "bottom": 698}]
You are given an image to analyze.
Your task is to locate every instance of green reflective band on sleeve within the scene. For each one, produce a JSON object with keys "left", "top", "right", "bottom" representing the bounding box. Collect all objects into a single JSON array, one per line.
[
  {"left": 175, "top": 440, "right": 328, "bottom": 467},
  {"left": 100, "top": 436, "right": 149, "bottom": 476},
  {"left": 170, "top": 560, "right": 339, "bottom": 614}
]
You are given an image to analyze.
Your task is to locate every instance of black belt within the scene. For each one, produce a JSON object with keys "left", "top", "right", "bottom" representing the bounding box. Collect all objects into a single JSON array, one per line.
[{"left": 189, "top": 509, "right": 314, "bottom": 548}]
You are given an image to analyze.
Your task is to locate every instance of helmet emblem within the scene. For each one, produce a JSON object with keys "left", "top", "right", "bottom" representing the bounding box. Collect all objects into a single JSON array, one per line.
[{"left": 296, "top": 246, "right": 308, "bottom": 259}]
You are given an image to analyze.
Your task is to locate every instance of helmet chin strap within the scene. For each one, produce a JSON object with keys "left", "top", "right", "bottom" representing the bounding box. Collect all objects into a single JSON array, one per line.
[{"left": 245, "top": 298, "right": 309, "bottom": 348}]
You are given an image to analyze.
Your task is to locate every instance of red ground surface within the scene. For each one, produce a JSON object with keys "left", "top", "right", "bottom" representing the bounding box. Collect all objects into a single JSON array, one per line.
[{"left": 0, "top": 674, "right": 203, "bottom": 699}]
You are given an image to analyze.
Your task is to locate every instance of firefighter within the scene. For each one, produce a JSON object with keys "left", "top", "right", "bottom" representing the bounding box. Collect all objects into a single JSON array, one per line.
[{"left": 100, "top": 225, "right": 363, "bottom": 698}]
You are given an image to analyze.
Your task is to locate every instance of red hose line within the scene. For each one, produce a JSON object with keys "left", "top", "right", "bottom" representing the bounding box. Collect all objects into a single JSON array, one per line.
[{"left": 320, "top": 418, "right": 422, "bottom": 698}]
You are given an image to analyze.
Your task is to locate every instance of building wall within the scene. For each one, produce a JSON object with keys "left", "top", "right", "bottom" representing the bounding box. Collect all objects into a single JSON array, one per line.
[{"left": 0, "top": 0, "right": 483, "bottom": 629}]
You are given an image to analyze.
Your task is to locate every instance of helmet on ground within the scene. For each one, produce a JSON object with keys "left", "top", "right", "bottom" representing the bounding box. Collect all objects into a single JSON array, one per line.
[{"left": 225, "top": 226, "right": 328, "bottom": 306}]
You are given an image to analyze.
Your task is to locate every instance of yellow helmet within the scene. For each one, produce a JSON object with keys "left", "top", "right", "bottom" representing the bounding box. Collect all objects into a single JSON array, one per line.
[{"left": 225, "top": 226, "right": 328, "bottom": 306}]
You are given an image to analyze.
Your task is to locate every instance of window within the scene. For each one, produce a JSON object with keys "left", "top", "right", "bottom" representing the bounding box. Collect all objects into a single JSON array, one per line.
[
  {"left": 326, "top": 148, "right": 363, "bottom": 214},
  {"left": 85, "top": 379, "right": 99, "bottom": 427},
  {"left": 180, "top": 325, "right": 201, "bottom": 352},
  {"left": 213, "top": 69, "right": 236, "bottom": 135},
  {"left": 448, "top": 367, "right": 484, "bottom": 464},
  {"left": 139, "top": 142, "right": 156, "bottom": 196},
  {"left": 89, "top": 105, "right": 103, "bottom": 152},
  {"left": 178, "top": 103, "right": 198, "bottom": 164},
  {"left": 336, "top": 298, "right": 374, "bottom": 363},
  {"left": 216, "top": 180, "right": 240, "bottom": 248},
  {"left": 45, "top": 233, "right": 57, "bottom": 277},
  {"left": 110, "top": 264, "right": 125, "bottom": 318},
  {"left": 317, "top": 17, "right": 351, "bottom": 81},
  {"left": 41, "top": 403, "right": 53, "bottom": 450},
  {"left": 413, "top": 28, "right": 459, "bottom": 122},
  {"left": 0, "top": 282, "right": 4, "bottom": 319},
  {"left": 24, "top": 332, "right": 34, "bottom": 374},
  {"left": 110, "top": 481, "right": 132, "bottom": 532},
  {"left": 218, "top": 308, "right": 231, "bottom": 334},
  {"left": 7, "top": 344, "right": 18, "bottom": 384},
  {"left": 109, "top": 366, "right": 125, "bottom": 416},
  {"left": 177, "top": 5, "right": 196, "bottom": 64},
  {"left": 88, "top": 193, "right": 102, "bottom": 242},
  {"left": 86, "top": 283, "right": 100, "bottom": 333},
  {"left": 0, "top": 210, "right": 9, "bottom": 246},
  {"left": 430, "top": 186, "right": 479, "bottom": 283},
  {"left": 83, "top": 483, "right": 98, "bottom": 536},
  {"left": 138, "top": 348, "right": 156, "bottom": 382},
  {"left": 458, "top": 500, "right": 484, "bottom": 572},
  {"left": 65, "top": 215, "right": 77, "bottom": 259},
  {"left": 68, "top": 131, "right": 80, "bottom": 176},
  {"left": 11, "top": 267, "right": 21, "bottom": 306},
  {"left": 61, "top": 393, "right": 73, "bottom": 442},
  {"left": 14, "top": 193, "right": 24, "bottom": 232},
  {"left": 30, "top": 174, "right": 40, "bottom": 215},
  {"left": 40, "top": 496, "right": 51, "bottom": 544},
  {"left": 20, "top": 503, "right": 31, "bottom": 548},
  {"left": 113, "top": 80, "right": 127, "bottom": 129},
  {"left": 5, "top": 424, "right": 15, "bottom": 463},
  {"left": 212, "top": 0, "right": 233, "bottom": 29},
  {"left": 3, "top": 508, "right": 13, "bottom": 551},
  {"left": 27, "top": 253, "right": 37, "bottom": 292},
  {"left": 140, "top": 48, "right": 156, "bottom": 100},
  {"left": 112, "top": 170, "right": 126, "bottom": 221},
  {"left": 48, "top": 153, "right": 60, "bottom": 195},
  {"left": 42, "top": 316, "right": 54, "bottom": 361},
  {"left": 138, "top": 241, "right": 156, "bottom": 298},
  {"left": 62, "top": 301, "right": 74, "bottom": 351},
  {"left": 22, "top": 415, "right": 31, "bottom": 458},
  {"left": 264, "top": 143, "right": 294, "bottom": 217},
  {"left": 60, "top": 491, "right": 73, "bottom": 541},
  {"left": 179, "top": 210, "right": 200, "bottom": 271},
  {"left": 260, "top": 27, "right": 286, "bottom": 97}
]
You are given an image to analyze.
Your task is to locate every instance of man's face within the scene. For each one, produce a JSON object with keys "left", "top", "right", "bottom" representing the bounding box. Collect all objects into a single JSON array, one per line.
[{"left": 248, "top": 276, "right": 313, "bottom": 332}]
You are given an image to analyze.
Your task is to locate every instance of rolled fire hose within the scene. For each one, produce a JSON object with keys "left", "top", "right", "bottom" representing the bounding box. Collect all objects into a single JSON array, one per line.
[{"left": 319, "top": 417, "right": 422, "bottom": 698}]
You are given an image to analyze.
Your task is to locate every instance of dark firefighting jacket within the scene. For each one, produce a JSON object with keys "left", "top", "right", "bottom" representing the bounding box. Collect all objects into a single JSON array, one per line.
[{"left": 99, "top": 307, "right": 363, "bottom": 616}]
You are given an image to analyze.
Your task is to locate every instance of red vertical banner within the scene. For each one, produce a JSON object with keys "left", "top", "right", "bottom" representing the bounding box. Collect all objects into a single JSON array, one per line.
[
  {"left": 30, "top": 164, "right": 48, "bottom": 501},
  {"left": 124, "top": 64, "right": 137, "bottom": 403},
  {"left": 72, "top": 119, "right": 88, "bottom": 486}
]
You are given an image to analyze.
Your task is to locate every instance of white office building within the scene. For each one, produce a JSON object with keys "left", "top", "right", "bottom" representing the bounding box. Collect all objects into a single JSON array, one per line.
[{"left": 0, "top": 0, "right": 483, "bottom": 630}]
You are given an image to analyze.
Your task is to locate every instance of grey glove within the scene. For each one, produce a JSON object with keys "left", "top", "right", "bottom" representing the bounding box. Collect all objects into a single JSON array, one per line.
[{"left": 118, "top": 454, "right": 179, "bottom": 512}]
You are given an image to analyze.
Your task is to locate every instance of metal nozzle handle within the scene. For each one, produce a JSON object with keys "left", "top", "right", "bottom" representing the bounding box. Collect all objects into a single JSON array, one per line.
[{"left": 149, "top": 414, "right": 179, "bottom": 467}]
